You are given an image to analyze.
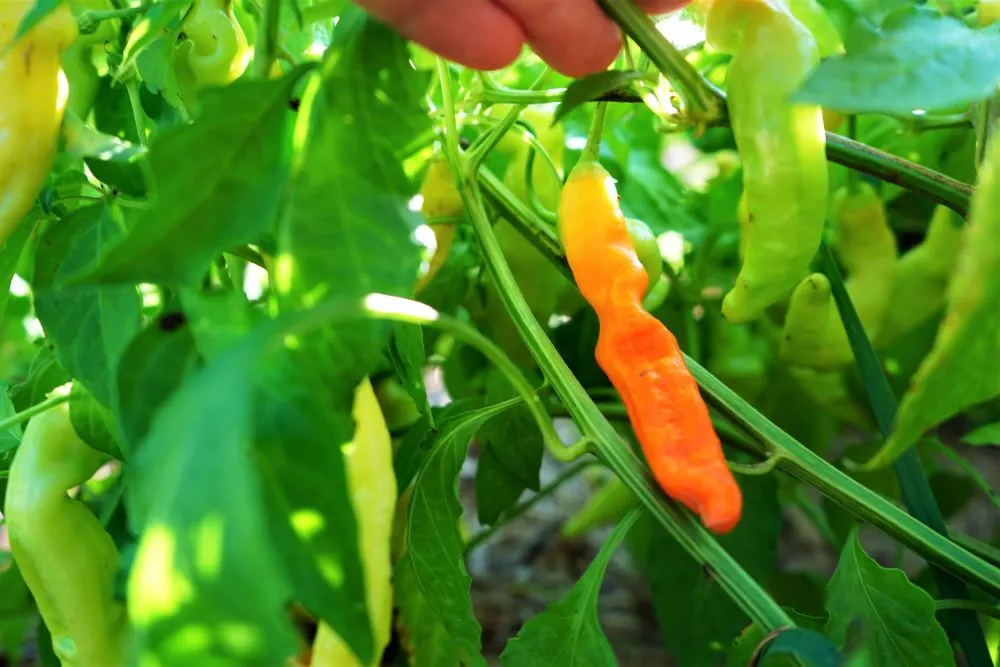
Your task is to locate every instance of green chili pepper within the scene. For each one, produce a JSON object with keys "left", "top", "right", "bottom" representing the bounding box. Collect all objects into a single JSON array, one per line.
[
  {"left": 704, "top": 0, "right": 829, "bottom": 324},
  {"left": 5, "top": 391, "right": 128, "bottom": 667},
  {"left": 876, "top": 206, "right": 965, "bottom": 348},
  {"left": 781, "top": 184, "right": 898, "bottom": 368}
]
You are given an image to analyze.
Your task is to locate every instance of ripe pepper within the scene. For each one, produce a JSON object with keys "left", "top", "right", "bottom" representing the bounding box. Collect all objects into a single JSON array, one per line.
[
  {"left": 559, "top": 159, "right": 742, "bottom": 534},
  {"left": 0, "top": 2, "right": 77, "bottom": 247},
  {"left": 4, "top": 392, "right": 128, "bottom": 667},
  {"left": 415, "top": 156, "right": 462, "bottom": 294},
  {"left": 309, "top": 378, "right": 397, "bottom": 666},
  {"left": 179, "top": 0, "right": 250, "bottom": 87},
  {"left": 704, "top": 0, "right": 829, "bottom": 324},
  {"left": 780, "top": 184, "right": 898, "bottom": 368},
  {"left": 876, "top": 206, "right": 966, "bottom": 348}
]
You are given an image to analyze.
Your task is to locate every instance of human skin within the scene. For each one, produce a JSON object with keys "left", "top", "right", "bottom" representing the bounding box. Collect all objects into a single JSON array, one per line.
[{"left": 355, "top": 0, "right": 689, "bottom": 76}]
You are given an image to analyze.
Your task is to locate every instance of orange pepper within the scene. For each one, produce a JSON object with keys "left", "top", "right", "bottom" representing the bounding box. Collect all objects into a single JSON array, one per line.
[{"left": 558, "top": 160, "right": 742, "bottom": 534}]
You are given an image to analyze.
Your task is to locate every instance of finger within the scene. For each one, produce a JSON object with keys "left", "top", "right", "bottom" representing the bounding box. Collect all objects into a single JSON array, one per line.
[
  {"left": 636, "top": 0, "right": 692, "bottom": 14},
  {"left": 360, "top": 0, "right": 525, "bottom": 71},
  {"left": 496, "top": 0, "right": 621, "bottom": 77}
]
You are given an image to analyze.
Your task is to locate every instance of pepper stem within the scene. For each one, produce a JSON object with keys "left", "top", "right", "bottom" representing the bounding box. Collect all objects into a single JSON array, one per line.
[{"left": 581, "top": 102, "right": 609, "bottom": 164}]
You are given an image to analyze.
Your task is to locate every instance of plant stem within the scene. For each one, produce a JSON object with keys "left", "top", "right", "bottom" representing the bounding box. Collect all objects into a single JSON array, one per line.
[
  {"left": 364, "top": 296, "right": 583, "bottom": 462},
  {"left": 825, "top": 133, "right": 972, "bottom": 216},
  {"left": 438, "top": 58, "right": 793, "bottom": 636},
  {"left": 581, "top": 102, "right": 609, "bottom": 163},
  {"left": 81, "top": 1, "right": 151, "bottom": 26},
  {"left": 0, "top": 393, "right": 72, "bottom": 437},
  {"left": 488, "top": 193, "right": 1000, "bottom": 599},
  {"left": 592, "top": 0, "right": 974, "bottom": 216},
  {"left": 817, "top": 243, "right": 991, "bottom": 667},
  {"left": 936, "top": 600, "right": 1000, "bottom": 623},
  {"left": 124, "top": 80, "right": 149, "bottom": 148},
  {"left": 253, "top": 0, "right": 281, "bottom": 79},
  {"left": 597, "top": 0, "right": 719, "bottom": 117},
  {"left": 686, "top": 355, "right": 1000, "bottom": 601}
]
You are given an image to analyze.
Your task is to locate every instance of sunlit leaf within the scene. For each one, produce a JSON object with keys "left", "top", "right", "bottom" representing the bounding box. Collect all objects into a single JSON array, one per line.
[
  {"left": 33, "top": 203, "right": 142, "bottom": 407},
  {"left": 794, "top": 12, "right": 1000, "bottom": 113}
]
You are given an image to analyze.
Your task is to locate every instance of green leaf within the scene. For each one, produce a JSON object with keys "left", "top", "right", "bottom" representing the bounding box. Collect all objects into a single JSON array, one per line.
[
  {"left": 962, "top": 422, "right": 1000, "bottom": 447},
  {"left": 825, "top": 528, "right": 955, "bottom": 666},
  {"left": 280, "top": 12, "right": 424, "bottom": 313},
  {"left": 395, "top": 553, "right": 466, "bottom": 667},
  {"left": 32, "top": 203, "right": 142, "bottom": 407},
  {"left": 136, "top": 22, "right": 196, "bottom": 115},
  {"left": 475, "top": 370, "right": 543, "bottom": 525},
  {"left": 628, "top": 467, "right": 781, "bottom": 667},
  {"left": 125, "top": 328, "right": 300, "bottom": 666},
  {"left": 119, "top": 0, "right": 189, "bottom": 73},
  {"left": 619, "top": 149, "right": 703, "bottom": 244},
  {"left": 0, "top": 207, "right": 43, "bottom": 318},
  {"left": 407, "top": 399, "right": 524, "bottom": 666},
  {"left": 253, "top": 345, "right": 377, "bottom": 665},
  {"left": 0, "top": 563, "right": 35, "bottom": 665},
  {"left": 498, "top": 510, "right": 640, "bottom": 666},
  {"left": 761, "top": 629, "right": 842, "bottom": 667},
  {"left": 387, "top": 322, "right": 432, "bottom": 423},
  {"left": 62, "top": 112, "right": 146, "bottom": 163},
  {"left": 116, "top": 311, "right": 200, "bottom": 454},
  {"left": 793, "top": 12, "right": 1000, "bottom": 113},
  {"left": 9, "top": 344, "right": 69, "bottom": 414},
  {"left": 72, "top": 74, "right": 303, "bottom": 286},
  {"left": 870, "top": 130, "right": 1000, "bottom": 467},
  {"left": 0, "top": 384, "right": 19, "bottom": 470},
  {"left": 69, "top": 385, "right": 125, "bottom": 461},
  {"left": 554, "top": 70, "right": 647, "bottom": 122}
]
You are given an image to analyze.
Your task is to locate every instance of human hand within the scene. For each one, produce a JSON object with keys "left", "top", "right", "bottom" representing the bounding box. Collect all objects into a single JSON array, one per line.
[{"left": 356, "top": 0, "right": 689, "bottom": 77}]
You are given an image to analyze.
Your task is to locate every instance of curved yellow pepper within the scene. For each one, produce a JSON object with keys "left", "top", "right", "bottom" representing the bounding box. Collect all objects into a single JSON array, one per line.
[
  {"left": 310, "top": 379, "right": 397, "bottom": 666},
  {"left": 0, "top": 1, "right": 77, "bottom": 246}
]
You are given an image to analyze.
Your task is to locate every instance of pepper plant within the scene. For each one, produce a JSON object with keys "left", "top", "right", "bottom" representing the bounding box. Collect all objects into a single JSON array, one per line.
[{"left": 1, "top": 0, "right": 1000, "bottom": 666}]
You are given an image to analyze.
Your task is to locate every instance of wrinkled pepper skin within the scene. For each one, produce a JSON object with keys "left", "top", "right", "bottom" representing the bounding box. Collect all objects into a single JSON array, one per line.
[
  {"left": 781, "top": 184, "right": 898, "bottom": 368},
  {"left": 705, "top": 0, "right": 829, "bottom": 324},
  {"left": 180, "top": 0, "right": 250, "bottom": 87},
  {"left": 310, "top": 379, "right": 397, "bottom": 667},
  {"left": 5, "top": 396, "right": 127, "bottom": 667},
  {"left": 876, "top": 206, "right": 966, "bottom": 348},
  {"left": 559, "top": 160, "right": 742, "bottom": 534},
  {"left": 0, "top": 2, "right": 77, "bottom": 246}
]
